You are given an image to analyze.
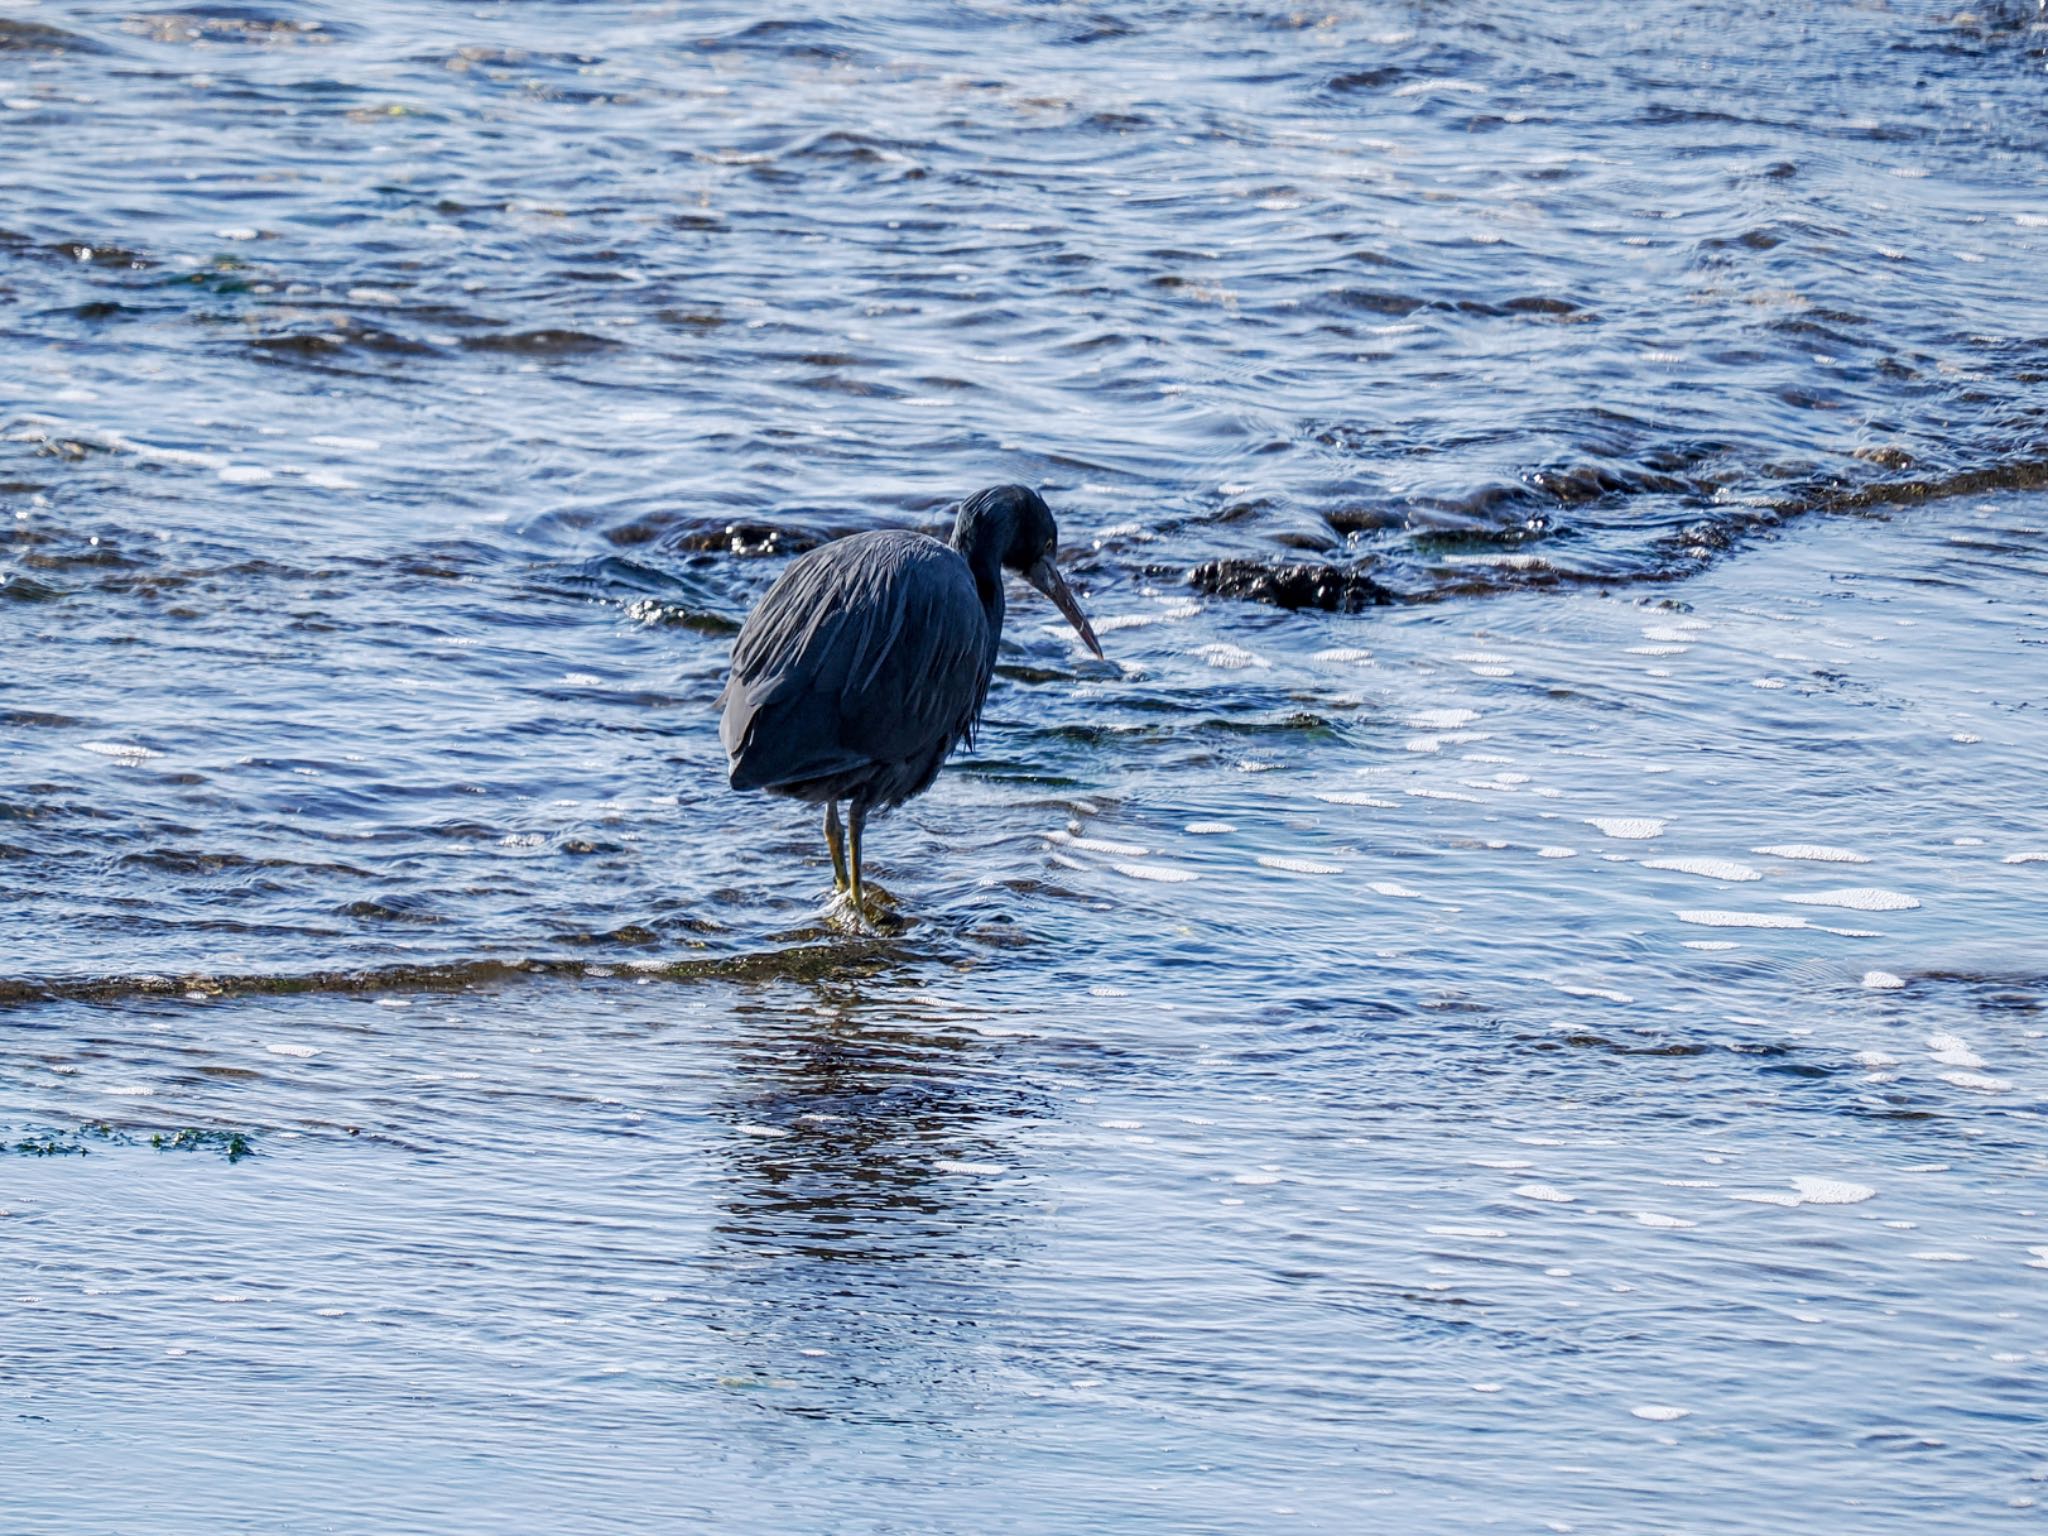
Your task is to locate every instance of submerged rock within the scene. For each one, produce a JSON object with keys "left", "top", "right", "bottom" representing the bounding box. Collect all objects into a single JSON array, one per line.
[{"left": 1187, "top": 558, "right": 1397, "bottom": 612}]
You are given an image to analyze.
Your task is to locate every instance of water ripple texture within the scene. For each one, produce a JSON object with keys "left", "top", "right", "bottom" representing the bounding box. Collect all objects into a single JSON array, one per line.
[{"left": 5, "top": 3, "right": 2048, "bottom": 1532}]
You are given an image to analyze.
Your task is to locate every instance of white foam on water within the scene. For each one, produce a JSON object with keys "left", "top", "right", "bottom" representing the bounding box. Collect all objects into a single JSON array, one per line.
[
  {"left": 1068, "top": 835, "right": 1149, "bottom": 857},
  {"left": 79, "top": 740, "right": 160, "bottom": 761},
  {"left": 1369, "top": 880, "right": 1422, "bottom": 898},
  {"left": 1781, "top": 888, "right": 1920, "bottom": 911},
  {"left": 1408, "top": 708, "right": 1480, "bottom": 729},
  {"left": 1791, "top": 1176, "right": 1876, "bottom": 1206},
  {"left": 1551, "top": 981, "right": 1634, "bottom": 1004},
  {"left": 2027, "top": 1247, "right": 2048, "bottom": 1269},
  {"left": 1754, "top": 844, "right": 1871, "bottom": 863},
  {"left": 102, "top": 1085, "right": 154, "bottom": 1097},
  {"left": 1184, "top": 821, "right": 1236, "bottom": 835},
  {"left": 1257, "top": 855, "right": 1343, "bottom": 875},
  {"left": 1408, "top": 787, "right": 1478, "bottom": 802},
  {"left": 1635, "top": 1213, "right": 1696, "bottom": 1229},
  {"left": 1682, "top": 940, "right": 1740, "bottom": 951},
  {"left": 1312, "top": 647, "right": 1373, "bottom": 663},
  {"left": 1426, "top": 1227, "right": 1507, "bottom": 1238},
  {"left": 1926, "top": 1034, "right": 1983, "bottom": 1068},
  {"left": 1862, "top": 970, "right": 1906, "bottom": 990},
  {"left": 1855, "top": 1050, "right": 1899, "bottom": 1067},
  {"left": 303, "top": 469, "right": 359, "bottom": 490},
  {"left": 1471, "top": 1382, "right": 1504, "bottom": 1393},
  {"left": 1910, "top": 1251, "right": 1973, "bottom": 1262},
  {"left": 118, "top": 436, "right": 230, "bottom": 471},
  {"left": 1641, "top": 625, "right": 1704, "bottom": 642},
  {"left": 1232, "top": 1171, "right": 1282, "bottom": 1186},
  {"left": 1468, "top": 1157, "right": 1531, "bottom": 1169},
  {"left": 1587, "top": 817, "right": 1666, "bottom": 839},
  {"left": 934, "top": 1160, "right": 1007, "bottom": 1176},
  {"left": 1513, "top": 1183, "right": 1574, "bottom": 1204},
  {"left": 1113, "top": 862, "right": 1198, "bottom": 883},
  {"left": 1728, "top": 1190, "right": 1802, "bottom": 1207},
  {"left": 1631, "top": 1405, "right": 1691, "bottom": 1422},
  {"left": 1314, "top": 791, "right": 1397, "bottom": 808},
  {"left": 1941, "top": 1071, "right": 2012, "bottom": 1093},
  {"left": 1537, "top": 846, "right": 1577, "bottom": 859},
  {"left": 2004, "top": 852, "right": 2048, "bottom": 865},
  {"left": 1405, "top": 737, "right": 1442, "bottom": 753},
  {"left": 1677, "top": 910, "right": 1808, "bottom": 929},
  {"left": 1817, "top": 926, "right": 1883, "bottom": 938},
  {"left": 218, "top": 464, "right": 273, "bottom": 484},
  {"left": 1090, "top": 612, "right": 1159, "bottom": 633},
  {"left": 1641, "top": 856, "right": 1762, "bottom": 882},
  {"left": 1469, "top": 665, "right": 1515, "bottom": 677},
  {"left": 737, "top": 1124, "right": 791, "bottom": 1139},
  {"left": 1194, "top": 643, "right": 1270, "bottom": 669},
  {"left": 1627, "top": 644, "right": 1690, "bottom": 656},
  {"left": 1392, "top": 76, "right": 1485, "bottom": 96},
  {"left": 1753, "top": 677, "right": 1786, "bottom": 690},
  {"left": 264, "top": 1043, "right": 320, "bottom": 1059}
]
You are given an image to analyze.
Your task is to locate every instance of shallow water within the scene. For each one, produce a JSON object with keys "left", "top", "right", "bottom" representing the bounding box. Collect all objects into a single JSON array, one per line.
[{"left": 5, "top": 2, "right": 2048, "bottom": 1531}]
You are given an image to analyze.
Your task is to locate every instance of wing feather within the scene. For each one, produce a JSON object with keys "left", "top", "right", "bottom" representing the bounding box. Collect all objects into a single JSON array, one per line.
[{"left": 721, "top": 531, "right": 992, "bottom": 798}]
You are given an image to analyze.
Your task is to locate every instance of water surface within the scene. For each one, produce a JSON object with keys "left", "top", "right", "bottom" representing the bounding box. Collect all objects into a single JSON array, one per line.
[{"left": 5, "top": 2, "right": 2048, "bottom": 1530}]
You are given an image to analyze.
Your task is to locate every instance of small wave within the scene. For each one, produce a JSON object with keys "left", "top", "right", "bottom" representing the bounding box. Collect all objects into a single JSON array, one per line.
[{"left": 0, "top": 941, "right": 909, "bottom": 1012}]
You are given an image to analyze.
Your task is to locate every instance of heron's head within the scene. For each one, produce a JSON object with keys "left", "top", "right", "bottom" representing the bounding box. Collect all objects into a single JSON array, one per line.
[{"left": 954, "top": 484, "right": 1104, "bottom": 658}]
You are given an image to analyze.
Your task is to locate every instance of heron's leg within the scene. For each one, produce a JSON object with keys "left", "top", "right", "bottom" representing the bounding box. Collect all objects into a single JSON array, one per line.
[
  {"left": 824, "top": 801, "right": 848, "bottom": 891},
  {"left": 848, "top": 801, "right": 867, "bottom": 912}
]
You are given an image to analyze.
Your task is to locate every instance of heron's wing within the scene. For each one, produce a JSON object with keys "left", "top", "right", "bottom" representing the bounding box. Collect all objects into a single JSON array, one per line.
[{"left": 721, "top": 532, "right": 992, "bottom": 792}]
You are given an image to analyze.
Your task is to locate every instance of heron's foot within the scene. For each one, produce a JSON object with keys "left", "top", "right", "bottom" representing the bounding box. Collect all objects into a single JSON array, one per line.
[{"left": 827, "top": 882, "right": 901, "bottom": 931}]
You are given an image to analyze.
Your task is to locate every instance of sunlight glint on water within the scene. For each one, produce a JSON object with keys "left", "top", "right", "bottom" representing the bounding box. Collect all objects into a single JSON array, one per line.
[{"left": 5, "top": 2, "right": 2048, "bottom": 1531}]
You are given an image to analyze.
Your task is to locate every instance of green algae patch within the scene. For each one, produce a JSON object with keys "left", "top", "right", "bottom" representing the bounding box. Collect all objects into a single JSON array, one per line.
[
  {"left": 151, "top": 1128, "right": 256, "bottom": 1162},
  {"left": 10, "top": 1122, "right": 123, "bottom": 1156},
  {"left": 7, "top": 1122, "right": 254, "bottom": 1161}
]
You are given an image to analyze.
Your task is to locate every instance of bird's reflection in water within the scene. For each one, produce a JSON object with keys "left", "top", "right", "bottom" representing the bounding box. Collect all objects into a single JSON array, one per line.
[{"left": 694, "top": 973, "right": 1048, "bottom": 1419}]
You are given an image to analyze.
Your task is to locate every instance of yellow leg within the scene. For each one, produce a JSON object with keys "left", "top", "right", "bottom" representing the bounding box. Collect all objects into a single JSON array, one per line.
[
  {"left": 825, "top": 801, "right": 848, "bottom": 891},
  {"left": 848, "top": 802, "right": 867, "bottom": 912}
]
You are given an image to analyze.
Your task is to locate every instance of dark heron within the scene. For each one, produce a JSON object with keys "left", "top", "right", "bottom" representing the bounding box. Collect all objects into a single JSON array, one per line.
[{"left": 719, "top": 484, "right": 1104, "bottom": 911}]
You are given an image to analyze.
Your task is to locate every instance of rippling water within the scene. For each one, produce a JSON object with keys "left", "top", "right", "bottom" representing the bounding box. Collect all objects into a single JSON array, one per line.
[{"left": 5, "top": 2, "right": 2048, "bottom": 1530}]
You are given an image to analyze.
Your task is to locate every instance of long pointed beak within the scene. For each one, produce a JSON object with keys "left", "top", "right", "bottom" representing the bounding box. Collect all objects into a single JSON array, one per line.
[{"left": 1024, "top": 555, "right": 1104, "bottom": 659}]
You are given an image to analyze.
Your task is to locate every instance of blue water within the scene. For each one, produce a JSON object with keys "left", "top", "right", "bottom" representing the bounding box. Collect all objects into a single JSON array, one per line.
[{"left": 5, "top": 2, "right": 2047, "bottom": 1530}]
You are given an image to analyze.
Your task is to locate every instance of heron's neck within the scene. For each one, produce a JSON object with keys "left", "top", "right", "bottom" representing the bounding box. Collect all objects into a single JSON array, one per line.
[{"left": 956, "top": 532, "right": 1008, "bottom": 639}]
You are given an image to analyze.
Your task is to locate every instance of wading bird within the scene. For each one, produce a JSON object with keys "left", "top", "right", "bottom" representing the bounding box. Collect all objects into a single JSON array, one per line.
[{"left": 720, "top": 484, "right": 1104, "bottom": 912}]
